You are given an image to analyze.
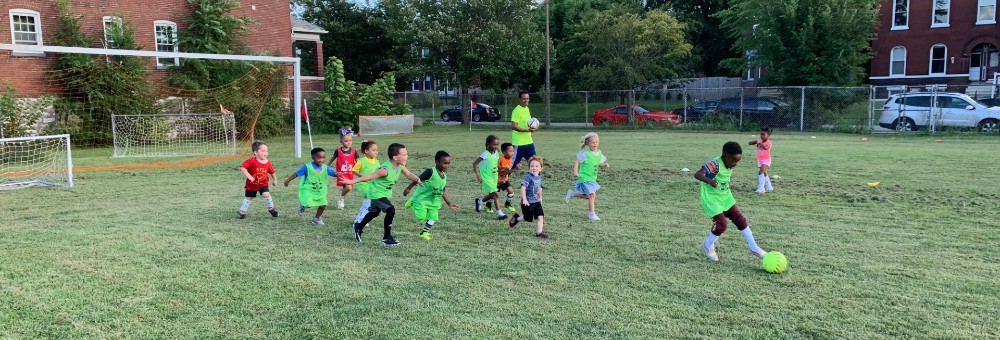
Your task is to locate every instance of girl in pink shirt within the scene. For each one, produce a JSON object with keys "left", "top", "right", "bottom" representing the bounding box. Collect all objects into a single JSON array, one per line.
[{"left": 749, "top": 127, "right": 773, "bottom": 193}]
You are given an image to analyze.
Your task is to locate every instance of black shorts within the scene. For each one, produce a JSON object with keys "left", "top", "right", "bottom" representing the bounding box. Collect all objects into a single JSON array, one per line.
[
  {"left": 368, "top": 197, "right": 395, "bottom": 213},
  {"left": 521, "top": 202, "right": 544, "bottom": 222},
  {"left": 497, "top": 181, "right": 512, "bottom": 192},
  {"left": 245, "top": 186, "right": 270, "bottom": 198}
]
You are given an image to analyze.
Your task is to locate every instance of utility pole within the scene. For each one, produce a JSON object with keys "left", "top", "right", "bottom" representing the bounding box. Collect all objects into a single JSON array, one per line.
[{"left": 545, "top": 0, "right": 551, "bottom": 125}]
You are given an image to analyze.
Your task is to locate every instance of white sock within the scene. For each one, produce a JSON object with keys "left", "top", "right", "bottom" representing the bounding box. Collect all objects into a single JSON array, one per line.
[
  {"left": 354, "top": 198, "right": 371, "bottom": 223},
  {"left": 765, "top": 176, "right": 773, "bottom": 190},
  {"left": 704, "top": 233, "right": 719, "bottom": 249},
  {"left": 497, "top": 210, "right": 506, "bottom": 217},
  {"left": 757, "top": 174, "right": 766, "bottom": 191},
  {"left": 740, "top": 227, "right": 763, "bottom": 253},
  {"left": 264, "top": 197, "right": 274, "bottom": 209},
  {"left": 240, "top": 199, "right": 251, "bottom": 212}
]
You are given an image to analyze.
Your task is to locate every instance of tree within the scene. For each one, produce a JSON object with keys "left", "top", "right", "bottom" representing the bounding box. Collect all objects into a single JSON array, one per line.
[
  {"left": 718, "top": 0, "right": 878, "bottom": 85},
  {"left": 648, "top": 0, "right": 739, "bottom": 77},
  {"left": 561, "top": 8, "right": 692, "bottom": 90},
  {"left": 169, "top": 0, "right": 258, "bottom": 90},
  {"left": 295, "top": 0, "right": 398, "bottom": 84}
]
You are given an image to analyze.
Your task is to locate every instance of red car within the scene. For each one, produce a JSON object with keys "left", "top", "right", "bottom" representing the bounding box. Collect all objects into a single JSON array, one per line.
[{"left": 592, "top": 105, "right": 682, "bottom": 127}]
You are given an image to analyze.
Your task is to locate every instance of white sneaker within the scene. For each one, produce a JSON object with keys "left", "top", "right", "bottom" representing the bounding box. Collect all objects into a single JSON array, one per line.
[
  {"left": 703, "top": 243, "right": 719, "bottom": 262},
  {"left": 312, "top": 217, "right": 325, "bottom": 225},
  {"left": 588, "top": 212, "right": 601, "bottom": 221},
  {"left": 565, "top": 189, "right": 574, "bottom": 203},
  {"left": 750, "top": 249, "right": 767, "bottom": 259},
  {"left": 337, "top": 198, "right": 345, "bottom": 209}
]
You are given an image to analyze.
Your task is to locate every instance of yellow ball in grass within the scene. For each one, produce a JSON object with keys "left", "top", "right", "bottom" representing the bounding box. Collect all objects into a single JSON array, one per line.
[{"left": 762, "top": 252, "right": 788, "bottom": 274}]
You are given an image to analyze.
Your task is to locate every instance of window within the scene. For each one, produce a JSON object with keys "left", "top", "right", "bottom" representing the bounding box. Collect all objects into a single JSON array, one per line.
[
  {"left": 896, "top": 96, "right": 931, "bottom": 108},
  {"left": 890, "top": 46, "right": 906, "bottom": 76},
  {"left": 154, "top": 21, "right": 179, "bottom": 66},
  {"left": 9, "top": 9, "right": 42, "bottom": 46},
  {"left": 893, "top": 0, "right": 909, "bottom": 29},
  {"left": 930, "top": 45, "right": 947, "bottom": 74},
  {"left": 939, "top": 96, "right": 972, "bottom": 109},
  {"left": 979, "top": 0, "right": 996, "bottom": 24},
  {"left": 933, "top": 0, "right": 950, "bottom": 27},
  {"left": 103, "top": 16, "right": 121, "bottom": 48}
]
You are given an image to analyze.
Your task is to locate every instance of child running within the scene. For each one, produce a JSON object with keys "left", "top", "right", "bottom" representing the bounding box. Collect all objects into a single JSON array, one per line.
[
  {"left": 352, "top": 140, "right": 379, "bottom": 228},
  {"left": 284, "top": 147, "right": 339, "bottom": 225},
  {"left": 565, "top": 132, "right": 609, "bottom": 221},
  {"left": 694, "top": 141, "right": 768, "bottom": 262},
  {"left": 345, "top": 143, "right": 423, "bottom": 246},
  {"left": 402, "top": 150, "right": 460, "bottom": 240},
  {"left": 238, "top": 141, "right": 278, "bottom": 219},
  {"left": 329, "top": 132, "right": 359, "bottom": 208},
  {"left": 497, "top": 142, "right": 518, "bottom": 213},
  {"left": 508, "top": 156, "right": 549, "bottom": 239},
  {"left": 473, "top": 135, "right": 507, "bottom": 220},
  {"left": 748, "top": 126, "right": 774, "bottom": 194}
]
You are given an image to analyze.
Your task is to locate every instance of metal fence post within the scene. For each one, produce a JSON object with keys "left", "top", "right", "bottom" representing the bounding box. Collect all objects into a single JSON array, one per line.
[
  {"left": 739, "top": 87, "right": 744, "bottom": 130},
  {"left": 800, "top": 86, "right": 805, "bottom": 131},
  {"left": 868, "top": 85, "right": 874, "bottom": 131},
  {"left": 683, "top": 89, "right": 688, "bottom": 123},
  {"left": 431, "top": 93, "right": 435, "bottom": 123},
  {"left": 584, "top": 91, "right": 589, "bottom": 126}
]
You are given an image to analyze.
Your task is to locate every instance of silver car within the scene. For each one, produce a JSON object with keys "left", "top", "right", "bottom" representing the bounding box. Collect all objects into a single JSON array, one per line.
[{"left": 878, "top": 93, "right": 1000, "bottom": 132}]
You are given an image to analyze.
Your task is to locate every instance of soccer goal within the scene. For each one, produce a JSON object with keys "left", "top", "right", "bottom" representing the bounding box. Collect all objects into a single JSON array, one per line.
[
  {"left": 358, "top": 115, "right": 415, "bottom": 136},
  {"left": 0, "top": 134, "right": 73, "bottom": 190},
  {"left": 112, "top": 113, "right": 237, "bottom": 158}
]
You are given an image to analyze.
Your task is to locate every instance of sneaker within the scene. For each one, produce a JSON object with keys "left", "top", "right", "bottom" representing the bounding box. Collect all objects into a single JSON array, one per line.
[
  {"left": 756, "top": 188, "right": 766, "bottom": 194},
  {"left": 268, "top": 208, "right": 279, "bottom": 217},
  {"left": 508, "top": 213, "right": 521, "bottom": 228},
  {"left": 750, "top": 249, "right": 767, "bottom": 259},
  {"left": 535, "top": 232, "right": 549, "bottom": 239},
  {"left": 475, "top": 198, "right": 483, "bottom": 212},
  {"left": 588, "top": 212, "right": 601, "bottom": 221},
  {"left": 404, "top": 199, "right": 413, "bottom": 209},
  {"left": 238, "top": 211, "right": 246, "bottom": 219},
  {"left": 353, "top": 223, "right": 363, "bottom": 243},
  {"left": 381, "top": 237, "right": 401, "bottom": 246},
  {"left": 419, "top": 232, "right": 432, "bottom": 240},
  {"left": 297, "top": 205, "right": 305, "bottom": 217},
  {"left": 504, "top": 200, "right": 514, "bottom": 211},
  {"left": 485, "top": 206, "right": 494, "bottom": 214},
  {"left": 703, "top": 243, "right": 719, "bottom": 262},
  {"left": 496, "top": 213, "right": 507, "bottom": 220},
  {"left": 565, "top": 189, "right": 574, "bottom": 203},
  {"left": 337, "top": 198, "right": 345, "bottom": 209},
  {"left": 312, "top": 217, "right": 325, "bottom": 225}
]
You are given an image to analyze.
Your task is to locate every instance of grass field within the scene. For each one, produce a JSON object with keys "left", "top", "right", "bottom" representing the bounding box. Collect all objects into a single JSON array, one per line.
[{"left": 2, "top": 127, "right": 999, "bottom": 338}]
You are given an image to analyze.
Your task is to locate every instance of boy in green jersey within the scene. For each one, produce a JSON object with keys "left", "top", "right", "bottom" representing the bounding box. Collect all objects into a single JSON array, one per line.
[
  {"left": 283, "top": 148, "right": 339, "bottom": 225},
  {"left": 402, "top": 150, "right": 460, "bottom": 240},
  {"left": 472, "top": 135, "right": 507, "bottom": 220},
  {"left": 693, "top": 141, "right": 767, "bottom": 263},
  {"left": 344, "top": 143, "right": 423, "bottom": 246}
]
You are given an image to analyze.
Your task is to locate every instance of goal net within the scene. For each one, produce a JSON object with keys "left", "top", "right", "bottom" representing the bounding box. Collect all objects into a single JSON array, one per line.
[
  {"left": 358, "top": 115, "right": 414, "bottom": 136},
  {"left": 0, "top": 134, "right": 73, "bottom": 190},
  {"left": 112, "top": 113, "right": 238, "bottom": 158}
]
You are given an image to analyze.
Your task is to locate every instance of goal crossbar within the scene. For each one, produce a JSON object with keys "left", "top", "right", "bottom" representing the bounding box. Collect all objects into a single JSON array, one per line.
[{"left": 0, "top": 44, "right": 306, "bottom": 159}]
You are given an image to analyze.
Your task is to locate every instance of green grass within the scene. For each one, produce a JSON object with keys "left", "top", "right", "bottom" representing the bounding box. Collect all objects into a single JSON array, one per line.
[{"left": 3, "top": 127, "right": 1000, "bottom": 338}]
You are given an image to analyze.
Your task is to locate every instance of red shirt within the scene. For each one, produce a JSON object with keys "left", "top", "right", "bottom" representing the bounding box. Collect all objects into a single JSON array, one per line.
[{"left": 241, "top": 157, "right": 275, "bottom": 190}]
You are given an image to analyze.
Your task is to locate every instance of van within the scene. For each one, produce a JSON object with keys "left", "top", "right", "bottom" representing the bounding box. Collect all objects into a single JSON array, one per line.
[{"left": 878, "top": 93, "right": 1000, "bottom": 132}]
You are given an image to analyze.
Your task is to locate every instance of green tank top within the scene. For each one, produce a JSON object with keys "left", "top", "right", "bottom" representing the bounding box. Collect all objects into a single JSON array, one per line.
[
  {"left": 368, "top": 160, "right": 401, "bottom": 199},
  {"left": 299, "top": 164, "right": 330, "bottom": 206},
  {"left": 357, "top": 157, "right": 380, "bottom": 198},
  {"left": 479, "top": 150, "right": 499, "bottom": 181},
  {"left": 699, "top": 156, "right": 736, "bottom": 216},
  {"left": 579, "top": 150, "right": 604, "bottom": 183},
  {"left": 411, "top": 167, "right": 446, "bottom": 208}
]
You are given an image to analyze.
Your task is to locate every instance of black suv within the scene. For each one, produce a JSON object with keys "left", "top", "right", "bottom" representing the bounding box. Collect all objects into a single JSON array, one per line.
[
  {"left": 715, "top": 97, "right": 794, "bottom": 128},
  {"left": 440, "top": 103, "right": 501, "bottom": 122}
]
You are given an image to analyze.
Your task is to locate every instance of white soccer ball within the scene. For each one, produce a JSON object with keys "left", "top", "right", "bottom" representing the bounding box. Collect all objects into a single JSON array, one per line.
[{"left": 527, "top": 118, "right": 540, "bottom": 129}]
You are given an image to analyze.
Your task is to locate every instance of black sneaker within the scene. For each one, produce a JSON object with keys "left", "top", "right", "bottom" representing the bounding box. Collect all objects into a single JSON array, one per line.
[
  {"left": 353, "top": 223, "right": 363, "bottom": 243},
  {"left": 238, "top": 211, "right": 246, "bottom": 219},
  {"left": 268, "top": 208, "right": 278, "bottom": 218},
  {"left": 475, "top": 198, "right": 483, "bottom": 212},
  {"left": 508, "top": 213, "right": 520, "bottom": 228},
  {"left": 381, "top": 237, "right": 401, "bottom": 246}
]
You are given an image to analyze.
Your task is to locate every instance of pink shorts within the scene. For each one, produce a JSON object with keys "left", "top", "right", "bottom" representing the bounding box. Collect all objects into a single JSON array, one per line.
[{"left": 757, "top": 158, "right": 772, "bottom": 167}]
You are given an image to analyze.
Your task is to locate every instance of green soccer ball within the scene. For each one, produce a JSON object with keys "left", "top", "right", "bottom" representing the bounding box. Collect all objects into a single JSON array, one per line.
[{"left": 761, "top": 252, "right": 788, "bottom": 274}]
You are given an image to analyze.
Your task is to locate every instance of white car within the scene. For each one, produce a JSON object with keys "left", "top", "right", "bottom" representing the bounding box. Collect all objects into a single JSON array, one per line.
[{"left": 878, "top": 93, "right": 1000, "bottom": 132}]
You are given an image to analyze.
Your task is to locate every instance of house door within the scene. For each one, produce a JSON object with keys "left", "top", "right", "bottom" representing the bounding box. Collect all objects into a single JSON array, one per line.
[{"left": 969, "top": 43, "right": 1000, "bottom": 81}]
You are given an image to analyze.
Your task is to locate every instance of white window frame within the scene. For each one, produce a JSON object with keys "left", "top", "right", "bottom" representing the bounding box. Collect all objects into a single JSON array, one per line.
[
  {"left": 978, "top": 0, "right": 997, "bottom": 25},
  {"left": 890, "top": 46, "right": 907, "bottom": 77},
  {"left": 9, "top": 9, "right": 43, "bottom": 46},
  {"left": 892, "top": 0, "right": 910, "bottom": 30},
  {"left": 932, "top": 0, "right": 950, "bottom": 28},
  {"left": 929, "top": 44, "right": 947, "bottom": 75},
  {"left": 154, "top": 20, "right": 179, "bottom": 67},
  {"left": 102, "top": 16, "right": 122, "bottom": 49}
]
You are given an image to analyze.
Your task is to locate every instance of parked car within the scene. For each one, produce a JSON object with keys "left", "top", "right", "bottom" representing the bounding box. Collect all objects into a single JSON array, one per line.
[
  {"left": 714, "top": 97, "right": 794, "bottom": 128},
  {"left": 440, "top": 103, "right": 501, "bottom": 122},
  {"left": 671, "top": 100, "right": 719, "bottom": 122},
  {"left": 878, "top": 92, "right": 1000, "bottom": 132},
  {"left": 592, "top": 105, "right": 682, "bottom": 127},
  {"left": 977, "top": 97, "right": 1000, "bottom": 107}
]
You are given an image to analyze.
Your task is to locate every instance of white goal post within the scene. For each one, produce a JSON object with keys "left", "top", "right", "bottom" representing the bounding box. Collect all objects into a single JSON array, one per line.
[
  {"left": 358, "top": 115, "right": 415, "bottom": 136},
  {"left": 0, "top": 43, "right": 307, "bottom": 158},
  {"left": 0, "top": 134, "right": 73, "bottom": 190},
  {"left": 111, "top": 113, "right": 238, "bottom": 158}
]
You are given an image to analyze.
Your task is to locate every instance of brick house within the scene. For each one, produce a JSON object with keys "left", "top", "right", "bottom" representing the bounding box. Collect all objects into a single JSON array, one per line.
[
  {"left": 870, "top": 0, "right": 1000, "bottom": 94},
  {"left": 0, "top": 0, "right": 324, "bottom": 97}
]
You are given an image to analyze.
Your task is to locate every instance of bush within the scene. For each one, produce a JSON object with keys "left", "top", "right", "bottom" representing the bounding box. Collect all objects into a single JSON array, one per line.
[{"left": 0, "top": 81, "right": 53, "bottom": 138}]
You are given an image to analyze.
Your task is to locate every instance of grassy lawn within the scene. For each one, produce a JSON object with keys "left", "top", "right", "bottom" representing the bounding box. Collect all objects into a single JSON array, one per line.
[{"left": 2, "top": 127, "right": 999, "bottom": 338}]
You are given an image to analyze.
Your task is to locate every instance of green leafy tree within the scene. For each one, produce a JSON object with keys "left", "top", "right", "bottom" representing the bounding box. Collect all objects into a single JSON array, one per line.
[
  {"left": 0, "top": 81, "right": 53, "bottom": 138},
  {"left": 169, "top": 0, "right": 258, "bottom": 90},
  {"left": 647, "top": 0, "right": 739, "bottom": 77},
  {"left": 314, "top": 57, "right": 409, "bottom": 132},
  {"left": 562, "top": 8, "right": 692, "bottom": 90},
  {"left": 718, "top": 0, "right": 878, "bottom": 85},
  {"left": 295, "top": 0, "right": 398, "bottom": 84}
]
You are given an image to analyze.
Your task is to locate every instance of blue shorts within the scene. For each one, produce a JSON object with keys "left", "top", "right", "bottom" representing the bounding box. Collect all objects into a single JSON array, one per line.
[
  {"left": 574, "top": 181, "right": 600, "bottom": 195},
  {"left": 512, "top": 143, "right": 536, "bottom": 168}
]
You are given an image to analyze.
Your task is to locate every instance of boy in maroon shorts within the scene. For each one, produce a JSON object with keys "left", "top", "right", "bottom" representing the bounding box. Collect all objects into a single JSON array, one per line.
[{"left": 693, "top": 141, "right": 766, "bottom": 262}]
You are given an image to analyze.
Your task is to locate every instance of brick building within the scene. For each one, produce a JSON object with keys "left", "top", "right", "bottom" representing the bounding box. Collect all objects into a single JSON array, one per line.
[{"left": 870, "top": 0, "right": 1000, "bottom": 91}]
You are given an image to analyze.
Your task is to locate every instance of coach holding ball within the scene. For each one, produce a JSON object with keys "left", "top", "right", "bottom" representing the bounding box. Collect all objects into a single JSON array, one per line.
[{"left": 510, "top": 91, "right": 538, "bottom": 169}]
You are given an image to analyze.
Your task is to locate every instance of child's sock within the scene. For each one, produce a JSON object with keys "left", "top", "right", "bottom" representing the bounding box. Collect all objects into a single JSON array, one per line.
[
  {"left": 740, "top": 227, "right": 763, "bottom": 253},
  {"left": 422, "top": 220, "right": 435, "bottom": 233},
  {"left": 757, "top": 174, "right": 766, "bottom": 192},
  {"left": 264, "top": 197, "right": 274, "bottom": 210},
  {"left": 505, "top": 193, "right": 514, "bottom": 204},
  {"left": 765, "top": 176, "right": 774, "bottom": 191},
  {"left": 240, "top": 199, "right": 251, "bottom": 213},
  {"left": 704, "top": 233, "right": 719, "bottom": 249},
  {"left": 497, "top": 210, "right": 506, "bottom": 218},
  {"left": 354, "top": 199, "right": 371, "bottom": 223}
]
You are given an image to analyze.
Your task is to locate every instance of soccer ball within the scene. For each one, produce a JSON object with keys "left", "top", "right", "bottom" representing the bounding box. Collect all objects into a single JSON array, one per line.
[
  {"left": 761, "top": 251, "right": 787, "bottom": 274},
  {"left": 527, "top": 117, "right": 540, "bottom": 129}
]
